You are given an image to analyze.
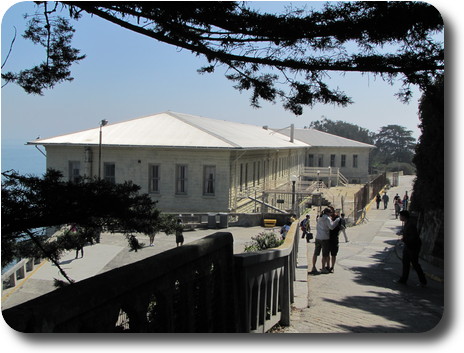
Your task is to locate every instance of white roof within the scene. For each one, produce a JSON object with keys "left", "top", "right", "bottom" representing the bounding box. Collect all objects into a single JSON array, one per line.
[
  {"left": 275, "top": 127, "right": 375, "bottom": 148},
  {"left": 29, "top": 111, "right": 308, "bottom": 150}
]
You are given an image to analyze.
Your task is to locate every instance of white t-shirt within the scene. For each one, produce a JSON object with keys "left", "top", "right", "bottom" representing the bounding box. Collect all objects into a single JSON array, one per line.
[{"left": 316, "top": 214, "right": 340, "bottom": 240}]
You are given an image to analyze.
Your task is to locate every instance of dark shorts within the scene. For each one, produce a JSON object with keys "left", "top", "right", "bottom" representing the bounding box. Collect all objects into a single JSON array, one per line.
[
  {"left": 329, "top": 236, "right": 339, "bottom": 256},
  {"left": 314, "top": 239, "right": 330, "bottom": 257}
]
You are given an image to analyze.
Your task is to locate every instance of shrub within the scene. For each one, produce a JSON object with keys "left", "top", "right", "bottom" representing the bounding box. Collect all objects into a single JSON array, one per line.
[{"left": 244, "top": 231, "right": 284, "bottom": 252}]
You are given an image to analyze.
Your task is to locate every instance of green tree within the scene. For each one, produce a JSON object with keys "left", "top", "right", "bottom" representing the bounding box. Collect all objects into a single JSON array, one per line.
[
  {"left": 2, "top": 1, "right": 444, "bottom": 114},
  {"left": 1, "top": 169, "right": 177, "bottom": 283},
  {"left": 309, "top": 117, "right": 375, "bottom": 144},
  {"left": 373, "top": 125, "right": 416, "bottom": 165},
  {"left": 411, "top": 75, "right": 444, "bottom": 212}
]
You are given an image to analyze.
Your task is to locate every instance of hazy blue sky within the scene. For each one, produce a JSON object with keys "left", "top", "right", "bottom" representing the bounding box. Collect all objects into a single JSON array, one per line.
[{"left": 0, "top": 0, "right": 449, "bottom": 175}]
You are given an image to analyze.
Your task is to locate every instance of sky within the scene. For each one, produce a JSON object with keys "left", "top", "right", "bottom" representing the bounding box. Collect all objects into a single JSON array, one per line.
[
  {"left": 0, "top": 0, "right": 446, "bottom": 151},
  {"left": 0, "top": 0, "right": 460, "bottom": 350}
]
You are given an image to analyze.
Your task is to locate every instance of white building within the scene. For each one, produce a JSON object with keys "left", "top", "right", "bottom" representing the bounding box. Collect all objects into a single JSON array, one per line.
[
  {"left": 29, "top": 111, "right": 374, "bottom": 213},
  {"left": 275, "top": 127, "right": 374, "bottom": 184}
]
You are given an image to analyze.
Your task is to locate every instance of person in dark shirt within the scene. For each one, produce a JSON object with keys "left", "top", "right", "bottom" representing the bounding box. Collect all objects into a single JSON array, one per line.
[{"left": 394, "top": 210, "right": 427, "bottom": 287}]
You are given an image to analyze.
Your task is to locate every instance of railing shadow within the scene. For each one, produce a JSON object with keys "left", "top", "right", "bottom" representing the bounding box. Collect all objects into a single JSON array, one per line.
[{"left": 325, "top": 239, "right": 444, "bottom": 333}]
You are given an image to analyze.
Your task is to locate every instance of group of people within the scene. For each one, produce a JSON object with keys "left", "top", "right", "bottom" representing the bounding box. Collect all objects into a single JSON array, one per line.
[
  {"left": 306, "top": 194, "right": 427, "bottom": 287},
  {"left": 309, "top": 206, "right": 348, "bottom": 274},
  {"left": 376, "top": 191, "right": 410, "bottom": 219}
]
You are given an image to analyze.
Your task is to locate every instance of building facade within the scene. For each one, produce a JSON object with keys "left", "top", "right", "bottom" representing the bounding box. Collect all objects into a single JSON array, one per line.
[{"left": 30, "top": 112, "right": 373, "bottom": 213}]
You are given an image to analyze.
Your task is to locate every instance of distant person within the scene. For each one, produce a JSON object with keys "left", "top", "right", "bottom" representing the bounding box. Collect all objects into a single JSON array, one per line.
[
  {"left": 75, "top": 243, "right": 84, "bottom": 259},
  {"left": 300, "top": 214, "right": 312, "bottom": 242},
  {"left": 394, "top": 210, "right": 427, "bottom": 287},
  {"left": 309, "top": 208, "right": 340, "bottom": 275},
  {"left": 69, "top": 224, "right": 85, "bottom": 259},
  {"left": 176, "top": 219, "right": 184, "bottom": 247},
  {"left": 376, "top": 193, "right": 381, "bottom": 209},
  {"left": 394, "top": 197, "right": 403, "bottom": 219},
  {"left": 328, "top": 207, "right": 342, "bottom": 273},
  {"left": 339, "top": 213, "right": 348, "bottom": 242},
  {"left": 280, "top": 220, "right": 291, "bottom": 239},
  {"left": 402, "top": 191, "right": 409, "bottom": 210},
  {"left": 148, "top": 232, "right": 156, "bottom": 247},
  {"left": 382, "top": 192, "right": 389, "bottom": 209}
]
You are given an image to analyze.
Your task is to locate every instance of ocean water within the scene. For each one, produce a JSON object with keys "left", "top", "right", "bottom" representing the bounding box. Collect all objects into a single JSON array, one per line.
[
  {"left": 1, "top": 142, "right": 46, "bottom": 176},
  {"left": 1, "top": 142, "right": 47, "bottom": 273}
]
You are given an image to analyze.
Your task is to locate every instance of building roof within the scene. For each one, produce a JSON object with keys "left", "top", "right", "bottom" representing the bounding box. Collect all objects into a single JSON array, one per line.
[
  {"left": 28, "top": 111, "right": 308, "bottom": 150},
  {"left": 275, "top": 127, "right": 375, "bottom": 148}
]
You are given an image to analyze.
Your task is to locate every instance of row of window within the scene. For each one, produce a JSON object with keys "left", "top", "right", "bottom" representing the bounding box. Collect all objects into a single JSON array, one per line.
[
  {"left": 308, "top": 154, "right": 358, "bottom": 168},
  {"left": 148, "top": 164, "right": 215, "bottom": 195},
  {"left": 69, "top": 161, "right": 216, "bottom": 196},
  {"left": 238, "top": 156, "right": 300, "bottom": 191}
]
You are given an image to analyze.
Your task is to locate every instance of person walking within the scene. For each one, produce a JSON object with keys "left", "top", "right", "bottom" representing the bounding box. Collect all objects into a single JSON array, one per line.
[
  {"left": 339, "top": 213, "right": 348, "bottom": 242},
  {"left": 382, "top": 192, "right": 389, "bottom": 210},
  {"left": 280, "top": 220, "right": 291, "bottom": 239},
  {"left": 309, "top": 208, "right": 340, "bottom": 274},
  {"left": 300, "top": 214, "right": 312, "bottom": 242},
  {"left": 402, "top": 191, "right": 409, "bottom": 210},
  {"left": 394, "top": 210, "right": 427, "bottom": 287},
  {"left": 394, "top": 197, "right": 403, "bottom": 219},
  {"left": 175, "top": 219, "right": 184, "bottom": 247},
  {"left": 376, "top": 193, "right": 381, "bottom": 209}
]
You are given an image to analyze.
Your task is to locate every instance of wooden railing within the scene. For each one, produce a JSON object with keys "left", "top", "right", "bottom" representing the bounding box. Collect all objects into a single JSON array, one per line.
[{"left": 3, "top": 225, "right": 299, "bottom": 333}]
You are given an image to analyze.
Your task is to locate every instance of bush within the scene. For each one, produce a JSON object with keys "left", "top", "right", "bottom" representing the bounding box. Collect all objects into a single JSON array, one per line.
[{"left": 244, "top": 231, "right": 284, "bottom": 252}]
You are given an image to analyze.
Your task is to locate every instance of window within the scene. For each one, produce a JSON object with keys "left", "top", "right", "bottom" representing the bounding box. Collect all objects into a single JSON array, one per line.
[
  {"left": 149, "top": 164, "right": 160, "bottom": 193},
  {"left": 176, "top": 165, "right": 188, "bottom": 194},
  {"left": 203, "top": 166, "right": 216, "bottom": 195},
  {"left": 104, "top": 163, "right": 116, "bottom": 184},
  {"left": 69, "top": 161, "right": 81, "bottom": 183},
  {"left": 257, "top": 161, "right": 261, "bottom": 185},
  {"left": 330, "top": 154, "right": 336, "bottom": 167},
  {"left": 341, "top": 154, "right": 346, "bottom": 168},
  {"left": 253, "top": 162, "right": 256, "bottom": 187},
  {"left": 308, "top": 154, "right": 314, "bottom": 167},
  {"left": 353, "top": 154, "right": 358, "bottom": 168},
  {"left": 240, "top": 163, "right": 243, "bottom": 191},
  {"left": 317, "top": 154, "right": 324, "bottom": 167}
]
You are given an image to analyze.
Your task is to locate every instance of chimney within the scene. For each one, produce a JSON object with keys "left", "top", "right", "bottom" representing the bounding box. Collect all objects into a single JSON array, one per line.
[{"left": 290, "top": 124, "right": 295, "bottom": 143}]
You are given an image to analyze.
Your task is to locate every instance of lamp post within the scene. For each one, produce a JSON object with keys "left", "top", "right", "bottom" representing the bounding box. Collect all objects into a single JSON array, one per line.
[
  {"left": 98, "top": 119, "right": 108, "bottom": 179},
  {"left": 290, "top": 174, "right": 298, "bottom": 215},
  {"left": 317, "top": 169, "right": 321, "bottom": 214},
  {"left": 316, "top": 170, "right": 320, "bottom": 191}
]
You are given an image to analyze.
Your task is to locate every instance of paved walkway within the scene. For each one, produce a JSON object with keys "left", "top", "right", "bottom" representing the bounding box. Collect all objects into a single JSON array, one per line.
[
  {"left": 284, "top": 175, "right": 444, "bottom": 333},
  {"left": 2, "top": 175, "right": 445, "bottom": 334}
]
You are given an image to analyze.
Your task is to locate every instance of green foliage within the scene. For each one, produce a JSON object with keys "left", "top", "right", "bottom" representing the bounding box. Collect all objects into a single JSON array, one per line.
[
  {"left": 1, "top": 169, "right": 176, "bottom": 268},
  {"left": 309, "top": 117, "right": 374, "bottom": 144},
  {"left": 373, "top": 125, "right": 416, "bottom": 165},
  {"left": 3, "top": 2, "right": 443, "bottom": 114},
  {"left": 2, "top": 4, "right": 85, "bottom": 94},
  {"left": 244, "top": 231, "right": 284, "bottom": 253},
  {"left": 411, "top": 75, "right": 444, "bottom": 212}
]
